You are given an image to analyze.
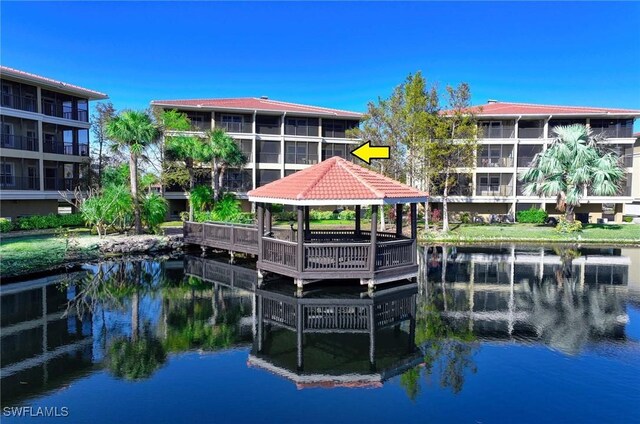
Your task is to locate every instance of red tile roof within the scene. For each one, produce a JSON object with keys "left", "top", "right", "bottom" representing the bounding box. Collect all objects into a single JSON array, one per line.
[
  {"left": 248, "top": 157, "right": 427, "bottom": 205},
  {"left": 461, "top": 101, "right": 640, "bottom": 117},
  {"left": 634, "top": 132, "right": 640, "bottom": 138},
  {"left": 151, "top": 97, "right": 362, "bottom": 118},
  {"left": 0, "top": 65, "right": 108, "bottom": 99}
]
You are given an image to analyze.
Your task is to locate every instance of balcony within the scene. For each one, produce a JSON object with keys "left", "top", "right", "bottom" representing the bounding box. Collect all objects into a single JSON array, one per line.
[
  {"left": 479, "top": 126, "right": 515, "bottom": 139},
  {"left": 43, "top": 177, "right": 86, "bottom": 191},
  {"left": 1, "top": 134, "right": 39, "bottom": 151},
  {"left": 218, "top": 121, "right": 252, "bottom": 133},
  {"left": 477, "top": 156, "right": 514, "bottom": 168},
  {"left": 476, "top": 185, "right": 513, "bottom": 197},
  {"left": 1, "top": 94, "right": 37, "bottom": 113},
  {"left": 41, "top": 103, "right": 88, "bottom": 122},
  {"left": 43, "top": 140, "right": 89, "bottom": 157},
  {"left": 518, "top": 127, "right": 544, "bottom": 139},
  {"left": 0, "top": 176, "right": 40, "bottom": 190}
]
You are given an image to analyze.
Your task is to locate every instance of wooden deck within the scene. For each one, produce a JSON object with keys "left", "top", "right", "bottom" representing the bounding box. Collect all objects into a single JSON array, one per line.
[{"left": 184, "top": 221, "right": 418, "bottom": 286}]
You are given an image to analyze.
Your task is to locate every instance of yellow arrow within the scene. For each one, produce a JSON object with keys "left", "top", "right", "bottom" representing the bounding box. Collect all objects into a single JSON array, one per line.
[{"left": 350, "top": 141, "right": 390, "bottom": 164}]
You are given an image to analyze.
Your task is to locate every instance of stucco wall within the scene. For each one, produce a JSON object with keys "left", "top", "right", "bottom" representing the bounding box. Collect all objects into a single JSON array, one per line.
[{"left": 0, "top": 200, "right": 58, "bottom": 220}]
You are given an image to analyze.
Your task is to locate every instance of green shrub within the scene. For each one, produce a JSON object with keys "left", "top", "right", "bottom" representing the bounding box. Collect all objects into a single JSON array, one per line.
[
  {"left": 460, "top": 212, "right": 472, "bottom": 224},
  {"left": 14, "top": 213, "right": 85, "bottom": 231},
  {"left": 274, "top": 211, "right": 296, "bottom": 222},
  {"left": 516, "top": 207, "right": 548, "bottom": 224},
  {"left": 338, "top": 210, "right": 356, "bottom": 220},
  {"left": 309, "top": 210, "right": 336, "bottom": 220},
  {"left": 81, "top": 185, "right": 134, "bottom": 236},
  {"left": 555, "top": 217, "right": 582, "bottom": 233},
  {"left": 193, "top": 194, "right": 254, "bottom": 224},
  {"left": 271, "top": 204, "right": 284, "bottom": 213},
  {"left": 0, "top": 218, "right": 13, "bottom": 233},
  {"left": 190, "top": 185, "right": 213, "bottom": 212},
  {"left": 141, "top": 193, "right": 168, "bottom": 233},
  {"left": 623, "top": 216, "right": 633, "bottom": 223}
]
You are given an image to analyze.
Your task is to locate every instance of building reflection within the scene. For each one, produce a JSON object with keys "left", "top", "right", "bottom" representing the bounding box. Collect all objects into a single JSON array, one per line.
[
  {"left": 420, "top": 245, "right": 637, "bottom": 355},
  {"left": 0, "top": 272, "right": 94, "bottom": 406}
]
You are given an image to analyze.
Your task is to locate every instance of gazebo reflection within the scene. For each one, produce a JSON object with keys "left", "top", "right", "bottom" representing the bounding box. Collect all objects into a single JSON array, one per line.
[{"left": 249, "top": 281, "right": 422, "bottom": 389}]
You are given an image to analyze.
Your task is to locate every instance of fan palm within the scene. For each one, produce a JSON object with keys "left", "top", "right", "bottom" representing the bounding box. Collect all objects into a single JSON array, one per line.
[
  {"left": 520, "top": 124, "right": 624, "bottom": 222},
  {"left": 106, "top": 110, "right": 159, "bottom": 234}
]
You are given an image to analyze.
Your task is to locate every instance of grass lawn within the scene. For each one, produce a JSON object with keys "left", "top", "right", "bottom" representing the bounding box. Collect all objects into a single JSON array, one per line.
[
  {"left": 274, "top": 219, "right": 372, "bottom": 229},
  {"left": 421, "top": 223, "right": 640, "bottom": 244},
  {"left": 160, "top": 220, "right": 184, "bottom": 228},
  {"left": 0, "top": 234, "right": 100, "bottom": 278}
]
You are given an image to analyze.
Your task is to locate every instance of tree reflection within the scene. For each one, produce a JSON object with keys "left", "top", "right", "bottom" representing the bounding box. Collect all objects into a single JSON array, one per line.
[{"left": 400, "top": 285, "right": 478, "bottom": 399}]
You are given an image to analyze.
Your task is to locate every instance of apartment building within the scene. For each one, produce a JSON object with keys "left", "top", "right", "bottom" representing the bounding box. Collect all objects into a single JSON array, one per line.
[
  {"left": 431, "top": 101, "right": 640, "bottom": 223},
  {"left": 150, "top": 97, "right": 362, "bottom": 215},
  {"left": 0, "top": 66, "right": 108, "bottom": 219}
]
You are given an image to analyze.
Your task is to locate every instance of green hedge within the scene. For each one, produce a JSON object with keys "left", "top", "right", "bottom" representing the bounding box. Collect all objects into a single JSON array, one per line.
[
  {"left": 516, "top": 207, "right": 548, "bottom": 224},
  {"left": 309, "top": 210, "right": 336, "bottom": 220},
  {"left": 0, "top": 213, "right": 85, "bottom": 232},
  {"left": 338, "top": 210, "right": 356, "bottom": 220},
  {"left": 274, "top": 211, "right": 296, "bottom": 222},
  {"left": 0, "top": 218, "right": 12, "bottom": 233}
]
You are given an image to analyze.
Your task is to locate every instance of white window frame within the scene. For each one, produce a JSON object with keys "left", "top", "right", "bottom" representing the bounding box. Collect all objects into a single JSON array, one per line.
[{"left": 1, "top": 162, "right": 15, "bottom": 186}]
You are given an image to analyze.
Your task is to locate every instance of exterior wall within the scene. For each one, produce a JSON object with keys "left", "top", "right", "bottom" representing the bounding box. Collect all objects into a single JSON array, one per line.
[
  {"left": 545, "top": 203, "right": 625, "bottom": 223},
  {"left": 432, "top": 202, "right": 509, "bottom": 217},
  {"left": 432, "top": 114, "right": 638, "bottom": 222},
  {"left": 0, "top": 199, "right": 58, "bottom": 219},
  {"left": 161, "top": 108, "right": 361, "bottom": 199},
  {"left": 1, "top": 73, "right": 100, "bottom": 209}
]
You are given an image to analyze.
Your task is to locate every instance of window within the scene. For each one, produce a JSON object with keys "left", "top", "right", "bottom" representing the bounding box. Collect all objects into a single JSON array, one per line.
[
  {"left": 221, "top": 114, "right": 243, "bottom": 132},
  {"left": 322, "top": 119, "right": 358, "bottom": 138},
  {"left": 238, "top": 139, "right": 253, "bottom": 162},
  {"left": 517, "top": 145, "right": 542, "bottom": 167},
  {"left": 63, "top": 129, "right": 74, "bottom": 155},
  {"left": 1, "top": 83, "right": 13, "bottom": 108},
  {"left": 590, "top": 119, "right": 634, "bottom": 139},
  {"left": 285, "top": 141, "right": 318, "bottom": 164},
  {"left": 42, "top": 97, "right": 56, "bottom": 116},
  {"left": 322, "top": 143, "right": 347, "bottom": 159},
  {"left": 27, "top": 166, "right": 38, "bottom": 189},
  {"left": 77, "top": 99, "right": 88, "bottom": 122},
  {"left": 518, "top": 120, "right": 543, "bottom": 138},
  {"left": 62, "top": 100, "right": 74, "bottom": 120},
  {"left": 1, "top": 162, "right": 15, "bottom": 186},
  {"left": 285, "top": 117, "right": 319, "bottom": 136},
  {"left": 78, "top": 129, "right": 89, "bottom": 156},
  {"left": 258, "top": 141, "right": 280, "bottom": 163},
  {"left": 257, "top": 170, "right": 280, "bottom": 186},
  {"left": 2, "top": 122, "right": 14, "bottom": 148},
  {"left": 256, "top": 115, "right": 280, "bottom": 135},
  {"left": 223, "top": 170, "right": 252, "bottom": 192}
]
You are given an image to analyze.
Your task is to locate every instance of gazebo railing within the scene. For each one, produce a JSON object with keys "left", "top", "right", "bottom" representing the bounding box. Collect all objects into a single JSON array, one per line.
[
  {"left": 376, "top": 239, "right": 416, "bottom": 270},
  {"left": 184, "top": 221, "right": 259, "bottom": 254},
  {"left": 262, "top": 237, "right": 298, "bottom": 271},
  {"left": 304, "top": 242, "right": 371, "bottom": 271}
]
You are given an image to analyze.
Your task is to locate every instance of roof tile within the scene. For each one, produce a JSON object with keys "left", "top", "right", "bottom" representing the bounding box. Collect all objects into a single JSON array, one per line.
[
  {"left": 248, "top": 157, "right": 427, "bottom": 204},
  {"left": 151, "top": 97, "right": 362, "bottom": 118}
]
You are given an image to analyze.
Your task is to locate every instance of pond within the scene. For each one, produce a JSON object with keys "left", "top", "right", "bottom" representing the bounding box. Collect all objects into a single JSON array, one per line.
[{"left": 1, "top": 245, "right": 639, "bottom": 423}]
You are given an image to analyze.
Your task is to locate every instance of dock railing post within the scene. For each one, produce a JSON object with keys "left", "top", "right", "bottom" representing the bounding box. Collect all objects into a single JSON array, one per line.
[
  {"left": 355, "top": 205, "right": 361, "bottom": 238},
  {"left": 396, "top": 203, "right": 403, "bottom": 238}
]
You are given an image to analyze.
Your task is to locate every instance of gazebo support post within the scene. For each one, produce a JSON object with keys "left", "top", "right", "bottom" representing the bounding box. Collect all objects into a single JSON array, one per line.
[
  {"left": 365, "top": 205, "right": 378, "bottom": 288},
  {"left": 410, "top": 203, "right": 417, "bottom": 239},
  {"left": 257, "top": 203, "right": 264, "bottom": 281},
  {"left": 304, "top": 206, "right": 310, "bottom": 241},
  {"left": 355, "top": 205, "right": 361, "bottom": 237},
  {"left": 395, "top": 204, "right": 403, "bottom": 238},
  {"left": 265, "top": 204, "right": 272, "bottom": 235},
  {"left": 296, "top": 205, "right": 304, "bottom": 288}
]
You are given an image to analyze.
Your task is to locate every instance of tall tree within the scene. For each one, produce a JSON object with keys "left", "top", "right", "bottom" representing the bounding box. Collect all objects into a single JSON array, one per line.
[
  {"left": 161, "top": 110, "right": 209, "bottom": 221},
  {"left": 204, "top": 128, "right": 248, "bottom": 201},
  {"left": 426, "top": 83, "right": 478, "bottom": 232},
  {"left": 90, "top": 102, "right": 116, "bottom": 189},
  {"left": 520, "top": 124, "right": 624, "bottom": 222},
  {"left": 106, "top": 110, "right": 159, "bottom": 234}
]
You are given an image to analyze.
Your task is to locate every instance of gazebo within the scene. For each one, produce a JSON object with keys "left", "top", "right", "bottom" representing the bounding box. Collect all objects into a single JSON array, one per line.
[{"left": 247, "top": 157, "right": 428, "bottom": 287}]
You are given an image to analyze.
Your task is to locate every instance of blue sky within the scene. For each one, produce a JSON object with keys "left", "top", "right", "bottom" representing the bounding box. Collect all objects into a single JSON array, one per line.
[{"left": 2, "top": 1, "right": 639, "bottom": 116}]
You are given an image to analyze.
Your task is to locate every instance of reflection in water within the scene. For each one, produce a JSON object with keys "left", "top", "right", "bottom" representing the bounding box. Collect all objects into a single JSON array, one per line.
[{"left": 1, "top": 245, "right": 638, "bottom": 407}]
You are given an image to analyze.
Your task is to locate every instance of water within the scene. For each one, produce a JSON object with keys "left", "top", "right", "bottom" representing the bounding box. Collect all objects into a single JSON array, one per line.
[{"left": 2, "top": 245, "right": 639, "bottom": 423}]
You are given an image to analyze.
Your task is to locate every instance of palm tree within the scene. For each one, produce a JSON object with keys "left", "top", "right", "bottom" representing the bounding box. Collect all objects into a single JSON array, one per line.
[
  {"left": 162, "top": 110, "right": 209, "bottom": 221},
  {"left": 520, "top": 124, "right": 624, "bottom": 222},
  {"left": 106, "top": 110, "right": 159, "bottom": 234},
  {"left": 205, "top": 129, "right": 248, "bottom": 201}
]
